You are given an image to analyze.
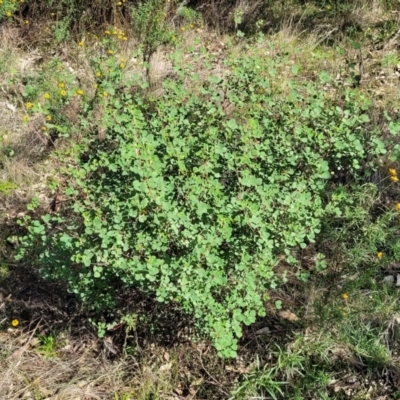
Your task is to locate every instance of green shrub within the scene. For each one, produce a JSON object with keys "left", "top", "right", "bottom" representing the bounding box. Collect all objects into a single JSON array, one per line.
[
  {"left": 131, "top": 0, "right": 174, "bottom": 62},
  {"left": 17, "top": 49, "right": 391, "bottom": 357}
]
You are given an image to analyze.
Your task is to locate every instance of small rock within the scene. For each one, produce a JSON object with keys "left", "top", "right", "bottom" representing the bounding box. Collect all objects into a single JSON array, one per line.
[
  {"left": 382, "top": 275, "right": 394, "bottom": 284},
  {"left": 254, "top": 327, "right": 270, "bottom": 335}
]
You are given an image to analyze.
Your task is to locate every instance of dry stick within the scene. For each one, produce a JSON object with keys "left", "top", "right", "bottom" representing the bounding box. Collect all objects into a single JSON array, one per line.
[
  {"left": 197, "top": 348, "right": 230, "bottom": 397},
  {"left": 313, "top": 27, "right": 339, "bottom": 49},
  {"left": 10, "top": 317, "right": 43, "bottom": 368}
]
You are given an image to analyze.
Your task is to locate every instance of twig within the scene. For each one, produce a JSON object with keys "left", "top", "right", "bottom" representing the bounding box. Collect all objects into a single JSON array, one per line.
[
  {"left": 313, "top": 27, "right": 338, "bottom": 49},
  {"left": 197, "top": 348, "right": 230, "bottom": 396}
]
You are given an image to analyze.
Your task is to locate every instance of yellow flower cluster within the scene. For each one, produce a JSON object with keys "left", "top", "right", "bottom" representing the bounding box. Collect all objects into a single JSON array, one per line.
[
  {"left": 389, "top": 168, "right": 398, "bottom": 182},
  {"left": 105, "top": 27, "right": 128, "bottom": 41},
  {"left": 377, "top": 251, "right": 383, "bottom": 259},
  {"left": 181, "top": 25, "right": 195, "bottom": 32}
]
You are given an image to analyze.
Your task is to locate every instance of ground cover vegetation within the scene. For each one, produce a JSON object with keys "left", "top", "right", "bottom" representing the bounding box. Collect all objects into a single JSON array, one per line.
[{"left": 1, "top": 0, "right": 400, "bottom": 398}]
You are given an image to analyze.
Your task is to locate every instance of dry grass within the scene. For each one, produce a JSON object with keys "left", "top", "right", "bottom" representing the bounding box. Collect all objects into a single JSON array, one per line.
[
  {"left": 0, "top": 322, "right": 242, "bottom": 400},
  {"left": 0, "top": 33, "right": 52, "bottom": 231}
]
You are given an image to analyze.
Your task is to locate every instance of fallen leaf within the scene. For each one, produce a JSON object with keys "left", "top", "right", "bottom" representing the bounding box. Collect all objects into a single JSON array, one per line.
[
  {"left": 278, "top": 310, "right": 299, "bottom": 322},
  {"left": 103, "top": 336, "right": 119, "bottom": 355},
  {"left": 159, "top": 362, "right": 172, "bottom": 373},
  {"left": 190, "top": 377, "right": 204, "bottom": 387},
  {"left": 6, "top": 102, "right": 16, "bottom": 112}
]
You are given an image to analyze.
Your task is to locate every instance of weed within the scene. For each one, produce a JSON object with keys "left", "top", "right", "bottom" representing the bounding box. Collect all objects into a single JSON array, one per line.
[
  {"left": 229, "top": 357, "right": 286, "bottom": 400},
  {"left": 36, "top": 334, "right": 58, "bottom": 358}
]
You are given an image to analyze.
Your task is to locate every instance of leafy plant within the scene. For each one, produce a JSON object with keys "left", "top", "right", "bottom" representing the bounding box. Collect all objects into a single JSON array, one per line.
[
  {"left": 0, "top": 0, "right": 18, "bottom": 20},
  {"left": 17, "top": 47, "right": 395, "bottom": 357}
]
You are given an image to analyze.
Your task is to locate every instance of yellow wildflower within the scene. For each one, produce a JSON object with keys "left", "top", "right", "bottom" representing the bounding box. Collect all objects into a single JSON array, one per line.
[
  {"left": 42, "top": 126, "right": 47, "bottom": 131},
  {"left": 120, "top": 63, "right": 125, "bottom": 69},
  {"left": 6, "top": 11, "right": 12, "bottom": 17},
  {"left": 43, "top": 93, "right": 50, "bottom": 99},
  {"left": 113, "top": 30, "right": 118, "bottom": 35},
  {"left": 181, "top": 26, "right": 185, "bottom": 31},
  {"left": 105, "top": 30, "right": 111, "bottom": 35},
  {"left": 108, "top": 49, "right": 114, "bottom": 55},
  {"left": 391, "top": 175, "right": 399, "bottom": 182},
  {"left": 25, "top": 20, "right": 29, "bottom": 24},
  {"left": 341, "top": 293, "right": 348, "bottom": 300},
  {"left": 117, "top": 1, "right": 122, "bottom": 5},
  {"left": 58, "top": 82, "right": 65, "bottom": 88},
  {"left": 60, "top": 89, "right": 67, "bottom": 96},
  {"left": 96, "top": 71, "right": 102, "bottom": 77},
  {"left": 23, "top": 115, "right": 29, "bottom": 122},
  {"left": 377, "top": 252, "right": 383, "bottom": 259},
  {"left": 94, "top": 84, "right": 98, "bottom": 88},
  {"left": 76, "top": 89, "right": 84, "bottom": 96},
  {"left": 11, "top": 319, "right": 20, "bottom": 327},
  {"left": 122, "top": 36, "right": 128, "bottom": 41},
  {"left": 46, "top": 115, "right": 52, "bottom": 121},
  {"left": 103, "top": 91, "right": 108, "bottom": 97},
  {"left": 389, "top": 168, "right": 397, "bottom": 176},
  {"left": 397, "top": 203, "right": 400, "bottom": 212},
  {"left": 78, "top": 41, "right": 84, "bottom": 47},
  {"left": 26, "top": 102, "right": 33, "bottom": 108},
  {"left": 118, "top": 35, "right": 123, "bottom": 40}
]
